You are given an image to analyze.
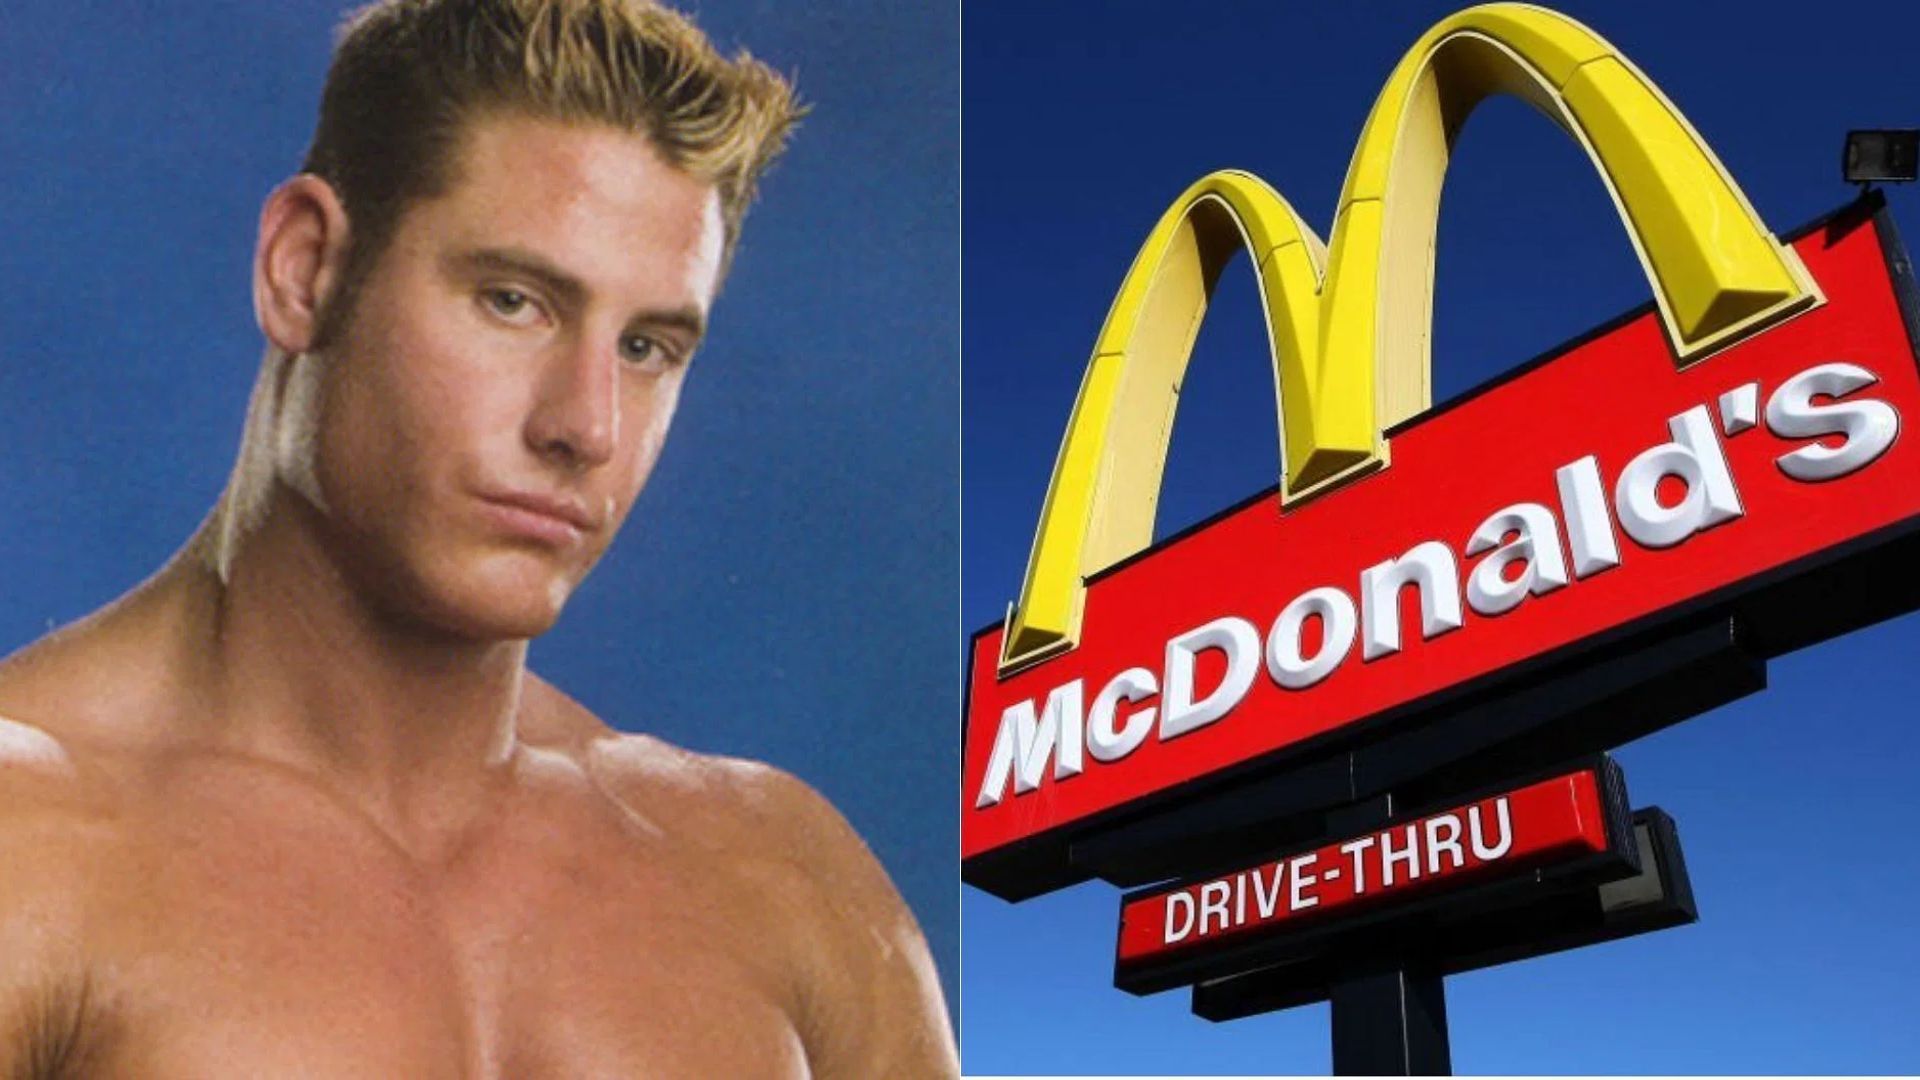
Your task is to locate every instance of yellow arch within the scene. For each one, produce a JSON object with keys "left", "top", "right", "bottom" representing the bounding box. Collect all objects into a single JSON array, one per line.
[{"left": 1000, "top": 2, "right": 1820, "bottom": 672}]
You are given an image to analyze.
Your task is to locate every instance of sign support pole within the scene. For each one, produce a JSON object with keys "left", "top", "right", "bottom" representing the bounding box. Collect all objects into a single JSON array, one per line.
[
  {"left": 1322, "top": 794, "right": 1453, "bottom": 1075},
  {"left": 1329, "top": 963, "right": 1451, "bottom": 1076}
]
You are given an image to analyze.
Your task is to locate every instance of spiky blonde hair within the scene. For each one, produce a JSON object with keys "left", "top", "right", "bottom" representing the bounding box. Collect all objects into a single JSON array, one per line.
[
  {"left": 312, "top": 0, "right": 800, "bottom": 290},
  {"left": 192, "top": 0, "right": 801, "bottom": 581}
]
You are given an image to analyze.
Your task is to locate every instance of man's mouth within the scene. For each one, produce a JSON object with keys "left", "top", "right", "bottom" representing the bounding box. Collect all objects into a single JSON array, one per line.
[{"left": 477, "top": 489, "right": 599, "bottom": 546}]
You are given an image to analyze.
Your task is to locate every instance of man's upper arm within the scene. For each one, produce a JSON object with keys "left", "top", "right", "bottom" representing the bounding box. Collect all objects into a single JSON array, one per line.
[{"left": 752, "top": 767, "right": 958, "bottom": 1078}]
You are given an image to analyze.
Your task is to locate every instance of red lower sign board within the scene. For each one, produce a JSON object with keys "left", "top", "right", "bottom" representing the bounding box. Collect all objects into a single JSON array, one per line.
[
  {"left": 963, "top": 200, "right": 1920, "bottom": 894},
  {"left": 1114, "top": 765, "right": 1631, "bottom": 993},
  {"left": 1187, "top": 805, "right": 1695, "bottom": 1018}
]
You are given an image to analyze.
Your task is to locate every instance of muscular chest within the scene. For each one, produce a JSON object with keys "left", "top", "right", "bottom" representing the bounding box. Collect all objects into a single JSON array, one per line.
[{"left": 72, "top": 779, "right": 812, "bottom": 1078}]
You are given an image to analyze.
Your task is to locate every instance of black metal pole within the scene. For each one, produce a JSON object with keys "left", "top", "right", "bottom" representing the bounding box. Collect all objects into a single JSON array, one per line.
[
  {"left": 1323, "top": 794, "right": 1453, "bottom": 1076},
  {"left": 1329, "top": 963, "right": 1451, "bottom": 1075}
]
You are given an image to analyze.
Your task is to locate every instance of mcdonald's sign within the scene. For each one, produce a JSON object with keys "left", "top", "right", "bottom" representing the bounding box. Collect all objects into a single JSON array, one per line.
[{"left": 961, "top": 4, "right": 1920, "bottom": 898}]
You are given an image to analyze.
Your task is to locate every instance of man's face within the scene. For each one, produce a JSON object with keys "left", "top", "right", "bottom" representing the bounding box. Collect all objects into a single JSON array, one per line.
[{"left": 305, "top": 113, "right": 725, "bottom": 640}]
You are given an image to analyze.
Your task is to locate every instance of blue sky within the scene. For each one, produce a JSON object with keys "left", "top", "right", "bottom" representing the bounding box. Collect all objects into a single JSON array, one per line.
[
  {"left": 962, "top": 1, "right": 1920, "bottom": 1073},
  {"left": 0, "top": 1, "right": 956, "bottom": 1021}
]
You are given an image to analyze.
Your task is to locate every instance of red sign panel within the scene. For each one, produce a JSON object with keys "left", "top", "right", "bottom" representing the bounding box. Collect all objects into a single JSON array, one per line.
[
  {"left": 964, "top": 205, "right": 1920, "bottom": 877},
  {"left": 1115, "top": 769, "right": 1609, "bottom": 970}
]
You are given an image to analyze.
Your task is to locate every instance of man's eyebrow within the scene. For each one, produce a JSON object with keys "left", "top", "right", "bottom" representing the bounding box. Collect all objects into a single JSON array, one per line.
[
  {"left": 635, "top": 305, "right": 707, "bottom": 346},
  {"left": 444, "top": 246, "right": 707, "bottom": 343},
  {"left": 446, "top": 246, "right": 588, "bottom": 309}
]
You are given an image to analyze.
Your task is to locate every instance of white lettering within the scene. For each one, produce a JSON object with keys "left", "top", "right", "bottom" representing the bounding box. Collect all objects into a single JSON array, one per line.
[
  {"left": 1161, "top": 617, "right": 1261, "bottom": 740},
  {"left": 974, "top": 680, "right": 1084, "bottom": 808},
  {"left": 1614, "top": 405, "right": 1743, "bottom": 548},
  {"left": 1252, "top": 863, "right": 1285, "bottom": 919},
  {"left": 1287, "top": 852, "right": 1321, "bottom": 911},
  {"left": 1197, "top": 880, "right": 1232, "bottom": 936},
  {"left": 1380, "top": 824, "right": 1420, "bottom": 887},
  {"left": 1424, "top": 813, "right": 1465, "bottom": 874},
  {"left": 1086, "top": 667, "right": 1159, "bottom": 763},
  {"left": 1469, "top": 798, "right": 1514, "bottom": 860},
  {"left": 1765, "top": 362, "right": 1900, "bottom": 481},
  {"left": 1164, "top": 891, "right": 1195, "bottom": 944},
  {"left": 979, "top": 368, "right": 1906, "bottom": 806},
  {"left": 1464, "top": 503, "right": 1569, "bottom": 616},
  {"left": 1340, "top": 836, "right": 1375, "bottom": 894},
  {"left": 1555, "top": 455, "right": 1621, "bottom": 578},
  {"left": 1360, "top": 541, "right": 1464, "bottom": 661},
  {"left": 1266, "top": 586, "right": 1358, "bottom": 689},
  {"left": 1719, "top": 381, "right": 1760, "bottom": 435}
]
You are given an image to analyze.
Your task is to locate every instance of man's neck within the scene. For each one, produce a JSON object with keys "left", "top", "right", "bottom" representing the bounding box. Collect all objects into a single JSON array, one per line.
[{"left": 165, "top": 492, "right": 529, "bottom": 854}]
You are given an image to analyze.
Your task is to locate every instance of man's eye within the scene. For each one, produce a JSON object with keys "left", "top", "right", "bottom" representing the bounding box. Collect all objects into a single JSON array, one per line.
[
  {"left": 481, "top": 288, "right": 539, "bottom": 323},
  {"left": 621, "top": 334, "right": 669, "bottom": 367}
]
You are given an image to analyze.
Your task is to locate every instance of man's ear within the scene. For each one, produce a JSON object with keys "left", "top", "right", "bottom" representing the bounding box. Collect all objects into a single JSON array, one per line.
[{"left": 253, "top": 174, "right": 352, "bottom": 355}]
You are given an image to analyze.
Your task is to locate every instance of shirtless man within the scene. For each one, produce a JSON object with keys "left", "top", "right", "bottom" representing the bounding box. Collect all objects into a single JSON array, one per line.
[{"left": 0, "top": 1, "right": 956, "bottom": 1075}]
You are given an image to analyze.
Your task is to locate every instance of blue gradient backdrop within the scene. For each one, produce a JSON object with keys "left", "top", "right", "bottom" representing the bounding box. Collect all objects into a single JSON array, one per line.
[
  {"left": 963, "top": 1, "right": 1919, "bottom": 1073},
  {"left": 0, "top": 1, "right": 956, "bottom": 1023}
]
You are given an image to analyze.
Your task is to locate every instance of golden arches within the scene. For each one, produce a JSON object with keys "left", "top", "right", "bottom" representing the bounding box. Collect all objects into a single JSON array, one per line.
[{"left": 999, "top": 3, "right": 1820, "bottom": 672}]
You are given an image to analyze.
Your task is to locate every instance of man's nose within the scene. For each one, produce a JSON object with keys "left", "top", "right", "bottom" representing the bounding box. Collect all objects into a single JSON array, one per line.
[{"left": 526, "top": 333, "right": 619, "bottom": 470}]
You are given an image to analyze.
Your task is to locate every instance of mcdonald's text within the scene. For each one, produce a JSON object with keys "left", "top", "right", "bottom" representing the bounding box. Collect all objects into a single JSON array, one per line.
[
  {"left": 963, "top": 208, "right": 1920, "bottom": 872},
  {"left": 976, "top": 359, "right": 1896, "bottom": 810}
]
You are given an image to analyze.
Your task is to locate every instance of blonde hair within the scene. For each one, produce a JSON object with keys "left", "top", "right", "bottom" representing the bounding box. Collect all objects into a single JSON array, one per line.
[{"left": 192, "top": 0, "right": 801, "bottom": 580}]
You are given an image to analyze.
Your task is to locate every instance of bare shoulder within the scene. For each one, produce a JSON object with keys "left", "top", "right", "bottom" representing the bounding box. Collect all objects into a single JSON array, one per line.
[
  {"left": 577, "top": 727, "right": 909, "bottom": 930},
  {"left": 0, "top": 636, "right": 147, "bottom": 828},
  {"left": 0, "top": 716, "right": 116, "bottom": 1075},
  {"left": 0, "top": 711, "right": 118, "bottom": 886},
  {"left": 583, "top": 728, "right": 851, "bottom": 853},
  {"left": 523, "top": 684, "right": 956, "bottom": 1076},
  {"left": 522, "top": 678, "right": 858, "bottom": 859},
  {"left": 593, "top": 732, "right": 957, "bottom": 1076},
  {"left": 0, "top": 712, "right": 115, "bottom": 837},
  {"left": 0, "top": 587, "right": 185, "bottom": 756},
  {"left": 0, "top": 714, "right": 81, "bottom": 784}
]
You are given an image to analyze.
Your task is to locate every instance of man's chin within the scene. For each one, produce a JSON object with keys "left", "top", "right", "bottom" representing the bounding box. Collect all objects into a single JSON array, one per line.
[
  {"left": 409, "top": 596, "right": 567, "bottom": 644},
  {"left": 397, "top": 563, "right": 577, "bottom": 643}
]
